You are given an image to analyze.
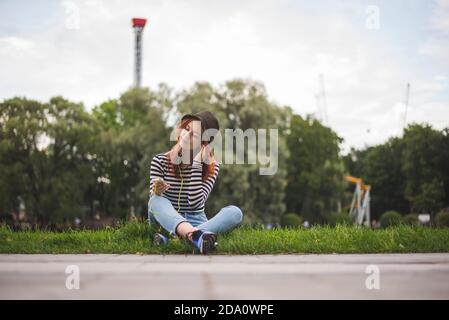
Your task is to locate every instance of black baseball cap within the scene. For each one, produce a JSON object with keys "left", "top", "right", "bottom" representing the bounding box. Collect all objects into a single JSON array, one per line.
[{"left": 181, "top": 111, "right": 220, "bottom": 142}]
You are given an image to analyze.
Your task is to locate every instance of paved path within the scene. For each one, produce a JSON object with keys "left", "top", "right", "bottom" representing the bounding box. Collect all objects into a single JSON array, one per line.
[{"left": 1, "top": 254, "right": 449, "bottom": 299}]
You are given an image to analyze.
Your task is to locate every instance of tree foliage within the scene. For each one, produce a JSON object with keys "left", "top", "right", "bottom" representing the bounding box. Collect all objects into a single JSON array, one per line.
[
  {"left": 1, "top": 81, "right": 448, "bottom": 226},
  {"left": 285, "top": 115, "right": 346, "bottom": 223},
  {"left": 346, "top": 124, "right": 449, "bottom": 218}
]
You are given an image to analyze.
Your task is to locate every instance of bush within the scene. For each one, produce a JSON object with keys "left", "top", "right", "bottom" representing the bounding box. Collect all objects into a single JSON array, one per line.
[
  {"left": 380, "top": 211, "right": 403, "bottom": 228},
  {"left": 403, "top": 214, "right": 420, "bottom": 226},
  {"left": 326, "top": 212, "right": 354, "bottom": 226},
  {"left": 436, "top": 211, "right": 449, "bottom": 228},
  {"left": 281, "top": 213, "right": 303, "bottom": 228}
]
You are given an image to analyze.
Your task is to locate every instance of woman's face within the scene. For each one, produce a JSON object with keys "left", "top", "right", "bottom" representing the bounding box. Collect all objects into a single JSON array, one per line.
[{"left": 178, "top": 119, "right": 202, "bottom": 151}]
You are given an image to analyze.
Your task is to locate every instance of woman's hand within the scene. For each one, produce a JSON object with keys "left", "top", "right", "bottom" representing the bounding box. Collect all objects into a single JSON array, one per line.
[
  {"left": 168, "top": 143, "right": 182, "bottom": 164},
  {"left": 194, "top": 144, "right": 215, "bottom": 164},
  {"left": 153, "top": 178, "right": 170, "bottom": 196}
]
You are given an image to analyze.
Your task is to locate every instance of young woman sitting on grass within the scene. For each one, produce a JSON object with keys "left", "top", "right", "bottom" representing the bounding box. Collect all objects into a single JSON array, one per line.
[{"left": 148, "top": 111, "right": 244, "bottom": 254}]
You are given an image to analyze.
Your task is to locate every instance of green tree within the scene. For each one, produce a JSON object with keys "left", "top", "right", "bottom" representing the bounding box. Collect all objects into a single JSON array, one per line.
[
  {"left": 285, "top": 114, "right": 345, "bottom": 224},
  {"left": 357, "top": 138, "right": 408, "bottom": 219},
  {"left": 402, "top": 124, "right": 446, "bottom": 214},
  {"left": 0, "top": 97, "right": 97, "bottom": 223},
  {"left": 345, "top": 124, "right": 449, "bottom": 218},
  {"left": 91, "top": 86, "right": 172, "bottom": 218},
  {"left": 0, "top": 98, "right": 45, "bottom": 219}
]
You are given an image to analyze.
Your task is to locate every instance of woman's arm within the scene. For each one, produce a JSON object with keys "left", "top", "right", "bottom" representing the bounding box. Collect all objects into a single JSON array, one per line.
[
  {"left": 188, "top": 145, "right": 219, "bottom": 208},
  {"left": 188, "top": 159, "right": 220, "bottom": 209}
]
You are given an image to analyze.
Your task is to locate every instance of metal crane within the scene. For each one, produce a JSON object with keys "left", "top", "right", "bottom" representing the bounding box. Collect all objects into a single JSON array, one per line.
[
  {"left": 315, "top": 73, "right": 329, "bottom": 126},
  {"left": 402, "top": 82, "right": 411, "bottom": 130}
]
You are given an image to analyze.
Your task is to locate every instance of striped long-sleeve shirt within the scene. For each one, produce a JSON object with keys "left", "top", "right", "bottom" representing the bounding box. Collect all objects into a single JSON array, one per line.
[{"left": 149, "top": 153, "right": 220, "bottom": 214}]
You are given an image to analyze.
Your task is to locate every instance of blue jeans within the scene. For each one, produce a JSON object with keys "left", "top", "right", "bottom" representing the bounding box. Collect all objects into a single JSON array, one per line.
[{"left": 148, "top": 195, "right": 243, "bottom": 236}]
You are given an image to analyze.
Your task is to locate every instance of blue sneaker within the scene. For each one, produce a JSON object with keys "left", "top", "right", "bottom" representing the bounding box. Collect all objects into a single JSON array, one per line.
[
  {"left": 190, "top": 230, "right": 218, "bottom": 254},
  {"left": 153, "top": 233, "right": 169, "bottom": 246}
]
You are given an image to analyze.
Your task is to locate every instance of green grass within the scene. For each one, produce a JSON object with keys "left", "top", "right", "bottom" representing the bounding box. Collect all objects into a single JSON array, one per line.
[{"left": 1, "top": 222, "right": 449, "bottom": 254}]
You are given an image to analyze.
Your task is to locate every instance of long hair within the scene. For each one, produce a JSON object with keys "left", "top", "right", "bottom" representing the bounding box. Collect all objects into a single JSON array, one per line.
[{"left": 167, "top": 117, "right": 216, "bottom": 181}]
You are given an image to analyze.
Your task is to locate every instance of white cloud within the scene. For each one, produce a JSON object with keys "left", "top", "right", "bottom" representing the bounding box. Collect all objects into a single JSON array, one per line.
[
  {"left": 0, "top": 0, "right": 448, "bottom": 152},
  {"left": 419, "top": 0, "right": 449, "bottom": 66},
  {"left": 0, "top": 37, "right": 34, "bottom": 53},
  {"left": 430, "top": 0, "right": 449, "bottom": 32}
]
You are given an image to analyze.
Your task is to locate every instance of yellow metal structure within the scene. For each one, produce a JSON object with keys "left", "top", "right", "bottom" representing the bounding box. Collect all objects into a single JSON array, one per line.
[{"left": 346, "top": 175, "right": 371, "bottom": 226}]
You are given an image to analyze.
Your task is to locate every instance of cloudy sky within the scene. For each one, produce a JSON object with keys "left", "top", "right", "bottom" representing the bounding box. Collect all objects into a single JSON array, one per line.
[{"left": 1, "top": 0, "right": 448, "bottom": 151}]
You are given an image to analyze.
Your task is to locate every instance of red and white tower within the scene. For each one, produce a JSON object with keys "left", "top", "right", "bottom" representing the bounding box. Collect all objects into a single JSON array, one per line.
[{"left": 132, "top": 18, "right": 147, "bottom": 88}]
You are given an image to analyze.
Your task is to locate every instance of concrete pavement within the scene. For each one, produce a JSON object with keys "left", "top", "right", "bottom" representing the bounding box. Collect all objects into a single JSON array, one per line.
[{"left": 1, "top": 253, "right": 449, "bottom": 299}]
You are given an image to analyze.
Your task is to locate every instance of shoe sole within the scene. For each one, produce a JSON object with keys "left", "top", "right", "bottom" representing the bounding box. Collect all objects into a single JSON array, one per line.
[
  {"left": 153, "top": 234, "right": 168, "bottom": 246},
  {"left": 200, "top": 233, "right": 218, "bottom": 254}
]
